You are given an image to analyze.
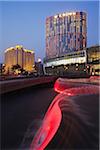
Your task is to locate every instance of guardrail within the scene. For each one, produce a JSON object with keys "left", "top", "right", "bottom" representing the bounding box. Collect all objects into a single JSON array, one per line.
[{"left": 0, "top": 76, "right": 57, "bottom": 94}]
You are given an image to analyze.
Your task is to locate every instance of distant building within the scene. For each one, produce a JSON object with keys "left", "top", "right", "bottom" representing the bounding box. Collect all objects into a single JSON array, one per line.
[
  {"left": 87, "top": 45, "right": 100, "bottom": 64},
  {"left": 44, "top": 50, "right": 87, "bottom": 76},
  {"left": 35, "top": 59, "right": 44, "bottom": 76},
  {"left": 44, "top": 45, "right": 100, "bottom": 76},
  {"left": 86, "top": 45, "right": 100, "bottom": 75},
  {"left": 46, "top": 11, "right": 87, "bottom": 59},
  {"left": 5, "top": 45, "right": 35, "bottom": 73},
  {"left": 44, "top": 11, "right": 87, "bottom": 77}
]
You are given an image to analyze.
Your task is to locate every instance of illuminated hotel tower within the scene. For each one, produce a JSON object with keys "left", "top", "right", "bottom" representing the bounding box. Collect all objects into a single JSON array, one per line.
[
  {"left": 5, "top": 45, "right": 35, "bottom": 73},
  {"left": 46, "top": 11, "right": 87, "bottom": 59}
]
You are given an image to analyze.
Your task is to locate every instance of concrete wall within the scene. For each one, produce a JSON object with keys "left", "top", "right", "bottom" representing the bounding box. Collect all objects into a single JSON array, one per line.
[{"left": 0, "top": 76, "right": 57, "bottom": 94}]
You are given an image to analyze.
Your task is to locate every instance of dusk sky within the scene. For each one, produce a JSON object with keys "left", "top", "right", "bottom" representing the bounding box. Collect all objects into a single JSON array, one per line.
[{"left": 0, "top": 0, "right": 99, "bottom": 63}]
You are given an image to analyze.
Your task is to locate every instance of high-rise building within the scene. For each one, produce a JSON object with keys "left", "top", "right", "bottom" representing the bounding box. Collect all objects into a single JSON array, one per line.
[
  {"left": 46, "top": 11, "right": 87, "bottom": 59},
  {"left": 35, "top": 58, "right": 44, "bottom": 76},
  {"left": 5, "top": 45, "right": 35, "bottom": 73}
]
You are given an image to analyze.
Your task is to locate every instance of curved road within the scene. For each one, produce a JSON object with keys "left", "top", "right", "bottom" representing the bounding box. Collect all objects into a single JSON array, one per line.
[{"left": 1, "top": 84, "right": 57, "bottom": 150}]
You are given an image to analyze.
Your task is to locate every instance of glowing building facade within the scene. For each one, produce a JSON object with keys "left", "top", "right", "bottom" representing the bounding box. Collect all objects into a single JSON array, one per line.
[
  {"left": 5, "top": 45, "right": 35, "bottom": 73},
  {"left": 87, "top": 45, "right": 100, "bottom": 75},
  {"left": 46, "top": 11, "right": 87, "bottom": 59}
]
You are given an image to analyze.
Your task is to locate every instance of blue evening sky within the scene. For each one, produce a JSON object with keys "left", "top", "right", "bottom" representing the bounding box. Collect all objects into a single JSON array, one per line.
[{"left": 0, "top": 0, "right": 99, "bottom": 63}]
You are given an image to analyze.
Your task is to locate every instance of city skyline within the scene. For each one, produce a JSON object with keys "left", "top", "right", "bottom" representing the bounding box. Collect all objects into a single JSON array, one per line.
[{"left": 0, "top": 1, "right": 99, "bottom": 63}]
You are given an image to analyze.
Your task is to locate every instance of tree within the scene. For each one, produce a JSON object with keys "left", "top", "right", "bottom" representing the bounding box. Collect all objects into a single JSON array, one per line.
[
  {"left": 0, "top": 64, "right": 5, "bottom": 75},
  {"left": 11, "top": 64, "right": 22, "bottom": 74}
]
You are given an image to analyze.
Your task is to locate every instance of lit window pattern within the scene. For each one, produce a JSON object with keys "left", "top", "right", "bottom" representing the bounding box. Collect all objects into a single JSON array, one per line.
[
  {"left": 46, "top": 12, "right": 87, "bottom": 59},
  {"left": 4, "top": 46, "right": 35, "bottom": 73}
]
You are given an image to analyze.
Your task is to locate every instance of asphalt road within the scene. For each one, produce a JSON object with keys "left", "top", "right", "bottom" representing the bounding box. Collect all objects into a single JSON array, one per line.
[{"left": 1, "top": 84, "right": 57, "bottom": 150}]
